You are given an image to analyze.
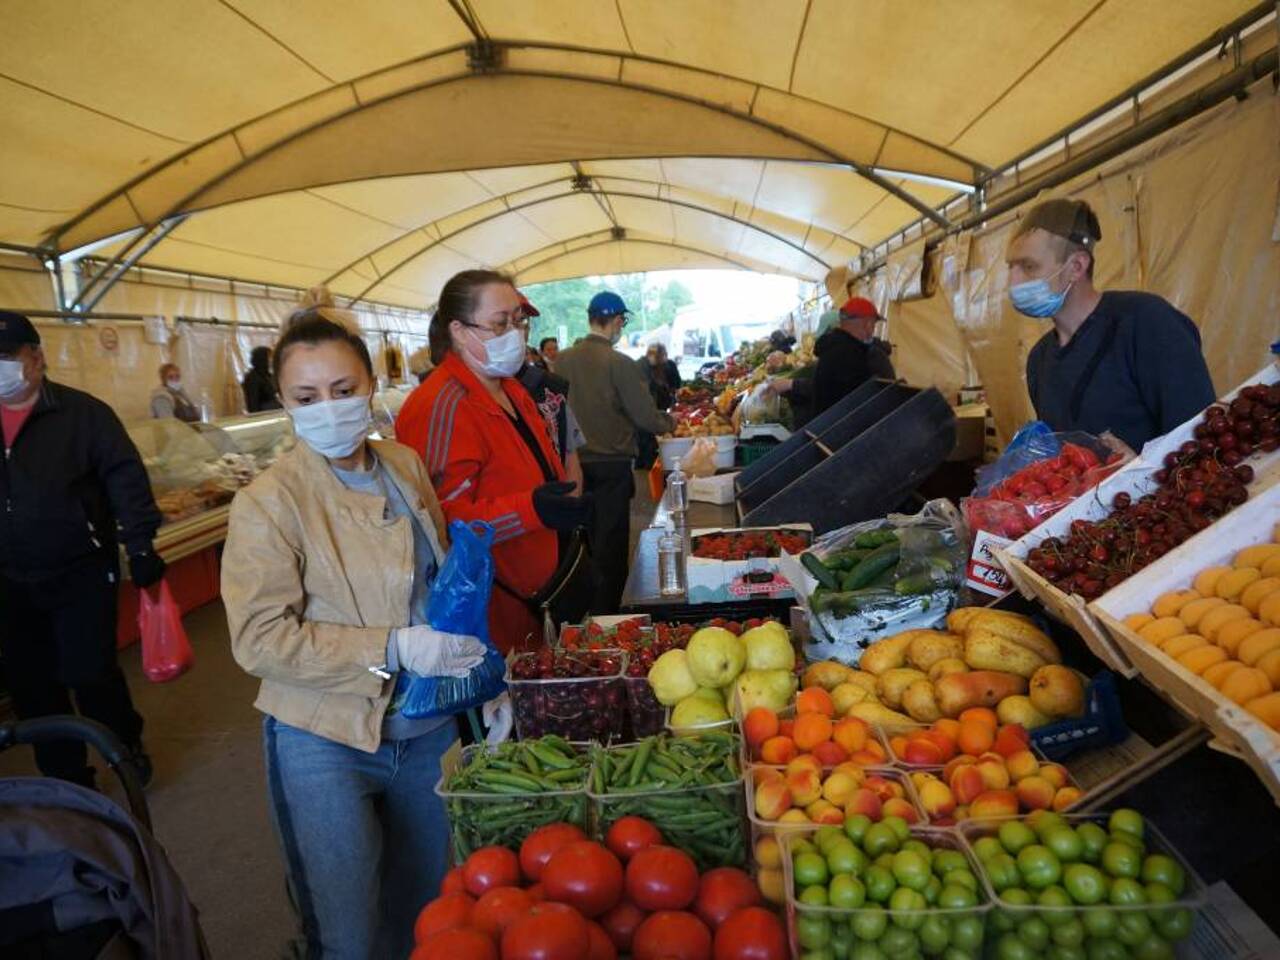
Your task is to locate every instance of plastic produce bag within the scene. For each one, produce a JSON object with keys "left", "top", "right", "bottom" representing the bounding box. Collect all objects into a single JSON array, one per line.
[
  {"left": 962, "top": 423, "right": 1129, "bottom": 540},
  {"left": 682, "top": 437, "right": 718, "bottom": 478},
  {"left": 138, "top": 581, "right": 194, "bottom": 683},
  {"left": 400, "top": 520, "right": 507, "bottom": 718},
  {"left": 738, "top": 383, "right": 782, "bottom": 425},
  {"left": 778, "top": 500, "right": 967, "bottom": 665}
]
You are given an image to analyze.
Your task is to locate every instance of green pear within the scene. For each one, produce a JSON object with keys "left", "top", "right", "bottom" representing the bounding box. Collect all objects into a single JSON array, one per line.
[
  {"left": 686, "top": 627, "right": 747, "bottom": 688},
  {"left": 734, "top": 668, "right": 798, "bottom": 714},
  {"left": 648, "top": 649, "right": 698, "bottom": 706}
]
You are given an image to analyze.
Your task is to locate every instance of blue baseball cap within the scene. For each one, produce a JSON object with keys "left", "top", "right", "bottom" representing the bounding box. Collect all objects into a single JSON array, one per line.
[{"left": 587, "top": 291, "right": 630, "bottom": 318}]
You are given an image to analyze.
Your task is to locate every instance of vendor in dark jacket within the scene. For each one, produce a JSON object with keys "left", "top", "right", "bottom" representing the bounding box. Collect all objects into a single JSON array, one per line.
[
  {"left": 0, "top": 311, "right": 165, "bottom": 788},
  {"left": 1007, "top": 198, "right": 1215, "bottom": 451},
  {"left": 770, "top": 297, "right": 894, "bottom": 422},
  {"left": 241, "top": 345, "right": 281, "bottom": 413}
]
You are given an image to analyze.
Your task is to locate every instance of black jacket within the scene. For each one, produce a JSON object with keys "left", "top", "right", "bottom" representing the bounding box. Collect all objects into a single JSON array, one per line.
[
  {"left": 0, "top": 381, "right": 161, "bottom": 582},
  {"left": 241, "top": 367, "right": 281, "bottom": 413},
  {"left": 793, "top": 329, "right": 895, "bottom": 418}
]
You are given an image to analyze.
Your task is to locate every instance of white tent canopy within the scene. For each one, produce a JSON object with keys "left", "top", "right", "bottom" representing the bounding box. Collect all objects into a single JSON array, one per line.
[{"left": 0, "top": 0, "right": 1262, "bottom": 308}]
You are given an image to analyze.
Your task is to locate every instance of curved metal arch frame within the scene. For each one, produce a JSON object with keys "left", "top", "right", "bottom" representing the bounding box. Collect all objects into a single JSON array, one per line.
[
  {"left": 47, "top": 38, "right": 980, "bottom": 253},
  {"left": 345, "top": 187, "right": 832, "bottom": 306},
  {"left": 494, "top": 230, "right": 759, "bottom": 282},
  {"left": 321, "top": 169, "right": 862, "bottom": 291},
  {"left": 49, "top": 58, "right": 968, "bottom": 308}
]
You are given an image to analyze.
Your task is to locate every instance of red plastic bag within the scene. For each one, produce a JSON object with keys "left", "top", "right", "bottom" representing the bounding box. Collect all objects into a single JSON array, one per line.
[{"left": 138, "top": 580, "right": 194, "bottom": 683}]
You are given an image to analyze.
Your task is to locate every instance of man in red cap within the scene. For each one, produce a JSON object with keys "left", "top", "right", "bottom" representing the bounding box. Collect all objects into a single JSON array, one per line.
[{"left": 770, "top": 296, "right": 895, "bottom": 421}]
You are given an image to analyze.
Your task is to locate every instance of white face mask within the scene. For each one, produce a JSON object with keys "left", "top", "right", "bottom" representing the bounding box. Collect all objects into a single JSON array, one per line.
[
  {"left": 287, "top": 394, "right": 372, "bottom": 459},
  {"left": 466, "top": 326, "right": 526, "bottom": 379},
  {"left": 166, "top": 378, "right": 182, "bottom": 391},
  {"left": 0, "top": 359, "right": 27, "bottom": 401}
]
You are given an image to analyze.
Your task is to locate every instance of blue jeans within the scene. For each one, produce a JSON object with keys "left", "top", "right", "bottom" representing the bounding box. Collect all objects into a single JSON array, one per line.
[{"left": 263, "top": 716, "right": 456, "bottom": 960}]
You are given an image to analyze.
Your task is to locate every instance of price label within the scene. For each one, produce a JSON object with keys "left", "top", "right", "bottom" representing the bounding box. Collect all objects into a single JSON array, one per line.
[{"left": 967, "top": 530, "right": 1014, "bottom": 598}]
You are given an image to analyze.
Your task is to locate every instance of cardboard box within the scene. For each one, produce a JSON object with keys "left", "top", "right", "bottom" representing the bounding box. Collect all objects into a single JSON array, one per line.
[
  {"left": 685, "top": 524, "right": 812, "bottom": 604},
  {"left": 688, "top": 471, "right": 739, "bottom": 505}
]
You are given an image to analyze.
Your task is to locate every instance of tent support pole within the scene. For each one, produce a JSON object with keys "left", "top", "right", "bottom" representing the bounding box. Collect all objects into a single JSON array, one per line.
[{"left": 71, "top": 216, "right": 188, "bottom": 314}]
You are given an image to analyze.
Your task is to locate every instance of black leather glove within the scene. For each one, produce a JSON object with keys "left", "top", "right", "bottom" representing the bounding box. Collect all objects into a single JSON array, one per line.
[
  {"left": 532, "top": 481, "right": 593, "bottom": 532},
  {"left": 129, "top": 550, "right": 167, "bottom": 589}
]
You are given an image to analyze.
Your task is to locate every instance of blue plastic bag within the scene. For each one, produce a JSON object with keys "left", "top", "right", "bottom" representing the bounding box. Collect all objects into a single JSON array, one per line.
[{"left": 400, "top": 519, "right": 507, "bottom": 718}]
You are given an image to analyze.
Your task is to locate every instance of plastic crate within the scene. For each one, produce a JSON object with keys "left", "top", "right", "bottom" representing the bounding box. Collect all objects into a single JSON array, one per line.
[
  {"left": 781, "top": 825, "right": 989, "bottom": 959},
  {"left": 738, "top": 438, "right": 782, "bottom": 467},
  {"left": 505, "top": 649, "right": 628, "bottom": 742},
  {"left": 434, "top": 741, "right": 591, "bottom": 864},
  {"left": 1030, "top": 670, "right": 1129, "bottom": 761},
  {"left": 960, "top": 813, "right": 1206, "bottom": 958},
  {"left": 746, "top": 765, "right": 923, "bottom": 840},
  {"left": 589, "top": 734, "right": 746, "bottom": 870}
]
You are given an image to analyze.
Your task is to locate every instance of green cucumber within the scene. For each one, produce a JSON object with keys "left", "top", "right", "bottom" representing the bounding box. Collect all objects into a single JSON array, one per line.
[
  {"left": 801, "top": 552, "right": 839, "bottom": 590},
  {"left": 843, "top": 541, "right": 901, "bottom": 589}
]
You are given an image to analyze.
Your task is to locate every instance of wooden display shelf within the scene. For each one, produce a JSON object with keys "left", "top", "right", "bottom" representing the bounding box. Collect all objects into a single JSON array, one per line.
[{"left": 1088, "top": 483, "right": 1280, "bottom": 806}]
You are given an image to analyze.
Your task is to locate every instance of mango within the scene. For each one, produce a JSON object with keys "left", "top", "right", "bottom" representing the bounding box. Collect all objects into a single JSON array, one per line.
[
  {"left": 1151, "top": 589, "right": 1201, "bottom": 618},
  {"left": 1216, "top": 568, "right": 1262, "bottom": 602},
  {"left": 1234, "top": 544, "right": 1280, "bottom": 569},
  {"left": 1176, "top": 645, "right": 1227, "bottom": 676},
  {"left": 1237, "top": 628, "right": 1280, "bottom": 667},
  {"left": 1245, "top": 691, "right": 1280, "bottom": 731},
  {"left": 1179, "top": 596, "right": 1226, "bottom": 631},
  {"left": 1254, "top": 649, "right": 1280, "bottom": 689},
  {"left": 1240, "top": 578, "right": 1280, "bottom": 615},
  {"left": 1203, "top": 660, "right": 1245, "bottom": 690},
  {"left": 1220, "top": 667, "right": 1272, "bottom": 706},
  {"left": 1193, "top": 566, "right": 1232, "bottom": 597},
  {"left": 1160, "top": 634, "right": 1207, "bottom": 659},
  {"left": 1215, "top": 618, "right": 1265, "bottom": 656},
  {"left": 1198, "top": 604, "right": 1250, "bottom": 644},
  {"left": 1124, "top": 613, "right": 1155, "bottom": 631},
  {"left": 1138, "top": 617, "right": 1190, "bottom": 645}
]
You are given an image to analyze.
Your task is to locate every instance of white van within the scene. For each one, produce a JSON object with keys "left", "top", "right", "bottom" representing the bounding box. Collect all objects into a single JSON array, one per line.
[{"left": 667, "top": 305, "right": 775, "bottom": 381}]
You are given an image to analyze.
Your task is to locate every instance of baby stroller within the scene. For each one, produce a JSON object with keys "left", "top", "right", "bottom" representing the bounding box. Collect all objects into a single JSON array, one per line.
[{"left": 0, "top": 715, "right": 209, "bottom": 959}]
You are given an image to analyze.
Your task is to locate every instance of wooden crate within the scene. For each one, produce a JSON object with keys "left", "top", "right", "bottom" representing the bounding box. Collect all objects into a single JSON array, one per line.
[
  {"left": 1088, "top": 483, "right": 1280, "bottom": 805},
  {"left": 996, "top": 361, "right": 1280, "bottom": 676}
]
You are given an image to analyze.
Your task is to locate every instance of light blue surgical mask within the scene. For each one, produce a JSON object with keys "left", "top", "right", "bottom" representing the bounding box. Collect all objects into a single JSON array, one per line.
[
  {"left": 1009, "top": 262, "right": 1073, "bottom": 318},
  {"left": 288, "top": 394, "right": 372, "bottom": 459}
]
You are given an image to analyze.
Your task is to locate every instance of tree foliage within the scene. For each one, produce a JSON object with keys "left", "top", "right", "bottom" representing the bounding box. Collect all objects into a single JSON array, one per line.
[{"left": 523, "top": 273, "right": 694, "bottom": 348}]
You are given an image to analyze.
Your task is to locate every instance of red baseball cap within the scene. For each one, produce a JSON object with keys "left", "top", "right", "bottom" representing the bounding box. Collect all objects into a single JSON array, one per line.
[
  {"left": 839, "top": 296, "right": 879, "bottom": 320},
  {"left": 517, "top": 293, "right": 540, "bottom": 318}
]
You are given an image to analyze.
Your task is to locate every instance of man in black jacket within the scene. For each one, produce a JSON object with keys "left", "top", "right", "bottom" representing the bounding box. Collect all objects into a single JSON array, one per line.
[
  {"left": 241, "top": 345, "right": 281, "bottom": 413},
  {"left": 0, "top": 311, "right": 165, "bottom": 788},
  {"left": 771, "top": 297, "right": 895, "bottom": 424}
]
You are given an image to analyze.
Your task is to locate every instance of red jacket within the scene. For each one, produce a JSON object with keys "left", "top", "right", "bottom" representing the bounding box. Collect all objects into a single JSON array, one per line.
[{"left": 395, "top": 352, "right": 563, "bottom": 654}]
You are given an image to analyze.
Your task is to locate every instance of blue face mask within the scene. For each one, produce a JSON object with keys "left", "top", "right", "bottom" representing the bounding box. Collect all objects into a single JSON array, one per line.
[{"left": 1009, "top": 262, "right": 1072, "bottom": 319}]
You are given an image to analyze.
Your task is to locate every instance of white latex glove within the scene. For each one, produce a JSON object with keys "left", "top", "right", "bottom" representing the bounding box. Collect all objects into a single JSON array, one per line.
[
  {"left": 390, "top": 626, "right": 486, "bottom": 678},
  {"left": 482, "top": 692, "right": 514, "bottom": 745}
]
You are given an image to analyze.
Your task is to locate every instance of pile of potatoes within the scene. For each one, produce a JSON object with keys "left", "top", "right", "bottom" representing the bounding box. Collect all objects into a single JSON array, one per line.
[{"left": 803, "top": 608, "right": 1086, "bottom": 730}]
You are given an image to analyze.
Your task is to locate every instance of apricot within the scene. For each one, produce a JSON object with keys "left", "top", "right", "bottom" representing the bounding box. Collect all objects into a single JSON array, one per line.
[
  {"left": 864, "top": 774, "right": 905, "bottom": 802},
  {"left": 831, "top": 717, "right": 870, "bottom": 755},
  {"left": 934, "top": 717, "right": 962, "bottom": 742},
  {"left": 1015, "top": 775, "right": 1056, "bottom": 811},
  {"left": 786, "top": 768, "right": 823, "bottom": 807},
  {"left": 949, "top": 765, "right": 985, "bottom": 805},
  {"left": 811, "top": 740, "right": 849, "bottom": 767},
  {"left": 958, "top": 707, "right": 998, "bottom": 731},
  {"left": 882, "top": 797, "right": 920, "bottom": 824},
  {"left": 1176, "top": 645, "right": 1228, "bottom": 676},
  {"left": 1052, "top": 786, "right": 1084, "bottom": 811},
  {"left": 957, "top": 720, "right": 995, "bottom": 757},
  {"left": 969, "top": 789, "right": 1019, "bottom": 820},
  {"left": 792, "top": 713, "right": 833, "bottom": 751},
  {"left": 778, "top": 809, "right": 810, "bottom": 824},
  {"left": 805, "top": 799, "right": 845, "bottom": 825},
  {"left": 760, "top": 736, "right": 797, "bottom": 765},
  {"left": 785, "top": 755, "right": 822, "bottom": 779},
  {"left": 754, "top": 835, "right": 782, "bottom": 869},
  {"left": 1216, "top": 618, "right": 1265, "bottom": 656},
  {"left": 756, "top": 867, "right": 784, "bottom": 904},
  {"left": 754, "top": 779, "right": 792, "bottom": 820},
  {"left": 795, "top": 687, "right": 835, "bottom": 717},
  {"left": 778, "top": 718, "right": 795, "bottom": 739},
  {"left": 919, "top": 728, "right": 958, "bottom": 762},
  {"left": 1039, "top": 763, "right": 1070, "bottom": 790},
  {"left": 974, "top": 753, "right": 1011, "bottom": 791},
  {"left": 1238, "top": 628, "right": 1280, "bottom": 667},
  {"left": 942, "top": 754, "right": 976, "bottom": 783},
  {"left": 993, "top": 723, "right": 1031, "bottom": 757},
  {"left": 821, "top": 770, "right": 862, "bottom": 807},
  {"left": 1220, "top": 667, "right": 1272, "bottom": 706},
  {"left": 844, "top": 788, "right": 883, "bottom": 821},
  {"left": 743, "top": 707, "right": 779, "bottom": 750},
  {"left": 1005, "top": 749, "right": 1040, "bottom": 782},
  {"left": 916, "top": 777, "right": 956, "bottom": 819},
  {"left": 902, "top": 736, "right": 944, "bottom": 766}
]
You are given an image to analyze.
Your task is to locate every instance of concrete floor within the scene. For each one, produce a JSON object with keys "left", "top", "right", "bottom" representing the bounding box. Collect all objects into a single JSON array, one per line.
[{"left": 0, "top": 601, "right": 297, "bottom": 959}]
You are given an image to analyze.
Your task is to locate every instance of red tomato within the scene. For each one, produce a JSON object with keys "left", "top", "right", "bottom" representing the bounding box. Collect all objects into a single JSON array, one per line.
[
  {"left": 542, "top": 841, "right": 624, "bottom": 918},
  {"left": 712, "top": 907, "right": 787, "bottom": 960},
  {"left": 605, "top": 817, "right": 664, "bottom": 862},
  {"left": 411, "top": 926, "right": 497, "bottom": 960},
  {"left": 585, "top": 921, "right": 618, "bottom": 960},
  {"left": 414, "top": 892, "right": 474, "bottom": 944},
  {"left": 463, "top": 846, "right": 522, "bottom": 897},
  {"left": 526, "top": 884, "right": 546, "bottom": 903},
  {"left": 520, "top": 823, "right": 588, "bottom": 882},
  {"left": 598, "top": 900, "right": 646, "bottom": 953},
  {"left": 441, "top": 867, "right": 467, "bottom": 896},
  {"left": 471, "top": 885, "right": 534, "bottom": 940},
  {"left": 501, "top": 902, "right": 591, "bottom": 960},
  {"left": 693, "top": 868, "right": 761, "bottom": 930},
  {"left": 625, "top": 845, "right": 699, "bottom": 912},
  {"left": 632, "top": 910, "right": 712, "bottom": 960}
]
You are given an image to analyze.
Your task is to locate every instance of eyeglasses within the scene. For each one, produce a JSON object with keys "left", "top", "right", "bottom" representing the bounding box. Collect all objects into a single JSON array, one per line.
[{"left": 464, "top": 314, "right": 530, "bottom": 337}]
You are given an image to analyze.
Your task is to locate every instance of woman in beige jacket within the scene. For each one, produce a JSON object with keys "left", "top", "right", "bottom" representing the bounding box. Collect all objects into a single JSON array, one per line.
[{"left": 222, "top": 310, "right": 487, "bottom": 960}]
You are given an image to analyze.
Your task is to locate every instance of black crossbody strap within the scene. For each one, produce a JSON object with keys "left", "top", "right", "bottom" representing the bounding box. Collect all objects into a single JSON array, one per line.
[{"left": 1067, "top": 316, "right": 1121, "bottom": 423}]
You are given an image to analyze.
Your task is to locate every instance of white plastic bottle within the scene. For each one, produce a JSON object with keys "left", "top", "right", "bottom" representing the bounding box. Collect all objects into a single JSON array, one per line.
[
  {"left": 666, "top": 457, "right": 688, "bottom": 515},
  {"left": 658, "top": 522, "right": 685, "bottom": 597}
]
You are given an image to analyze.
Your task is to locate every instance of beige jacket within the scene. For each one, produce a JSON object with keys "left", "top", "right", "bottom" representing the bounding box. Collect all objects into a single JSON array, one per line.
[{"left": 222, "top": 438, "right": 450, "bottom": 753}]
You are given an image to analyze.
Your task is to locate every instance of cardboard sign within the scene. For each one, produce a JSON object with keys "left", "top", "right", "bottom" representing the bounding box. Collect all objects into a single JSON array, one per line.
[{"left": 967, "top": 529, "right": 1014, "bottom": 598}]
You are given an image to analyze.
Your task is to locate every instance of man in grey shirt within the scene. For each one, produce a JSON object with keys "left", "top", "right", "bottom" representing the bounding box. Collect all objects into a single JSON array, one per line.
[{"left": 554, "top": 292, "right": 675, "bottom": 612}]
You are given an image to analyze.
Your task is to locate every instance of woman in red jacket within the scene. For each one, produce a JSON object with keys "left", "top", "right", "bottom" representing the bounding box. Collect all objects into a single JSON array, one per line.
[{"left": 396, "top": 270, "right": 592, "bottom": 654}]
